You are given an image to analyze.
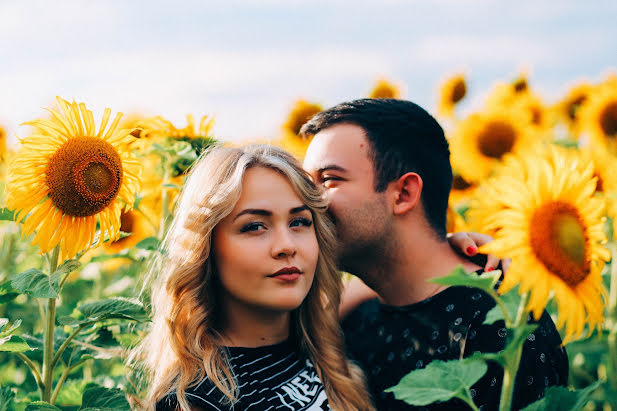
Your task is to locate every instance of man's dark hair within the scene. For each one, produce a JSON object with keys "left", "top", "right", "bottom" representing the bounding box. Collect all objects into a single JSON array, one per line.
[{"left": 300, "top": 98, "right": 452, "bottom": 238}]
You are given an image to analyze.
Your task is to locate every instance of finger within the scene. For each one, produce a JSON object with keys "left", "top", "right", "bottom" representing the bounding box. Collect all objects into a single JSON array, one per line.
[
  {"left": 502, "top": 258, "right": 512, "bottom": 274},
  {"left": 448, "top": 232, "right": 478, "bottom": 256},
  {"left": 465, "top": 232, "right": 494, "bottom": 247},
  {"left": 484, "top": 254, "right": 500, "bottom": 271}
]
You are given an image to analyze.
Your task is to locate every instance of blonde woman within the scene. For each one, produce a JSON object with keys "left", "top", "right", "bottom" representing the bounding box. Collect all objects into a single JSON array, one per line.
[{"left": 134, "top": 144, "right": 373, "bottom": 410}]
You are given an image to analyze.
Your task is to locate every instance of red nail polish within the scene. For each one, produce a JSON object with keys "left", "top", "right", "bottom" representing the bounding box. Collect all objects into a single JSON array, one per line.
[
  {"left": 487, "top": 267, "right": 494, "bottom": 271},
  {"left": 466, "top": 246, "right": 476, "bottom": 255}
]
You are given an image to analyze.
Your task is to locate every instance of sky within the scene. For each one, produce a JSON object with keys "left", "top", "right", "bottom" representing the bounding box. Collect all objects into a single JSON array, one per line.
[{"left": 1, "top": 0, "right": 616, "bottom": 145}]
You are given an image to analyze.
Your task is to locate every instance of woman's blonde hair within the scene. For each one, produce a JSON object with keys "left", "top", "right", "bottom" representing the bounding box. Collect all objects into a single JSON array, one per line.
[{"left": 132, "top": 144, "right": 373, "bottom": 410}]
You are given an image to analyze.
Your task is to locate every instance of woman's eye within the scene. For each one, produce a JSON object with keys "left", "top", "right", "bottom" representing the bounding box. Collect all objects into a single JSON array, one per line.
[
  {"left": 240, "top": 222, "right": 265, "bottom": 232},
  {"left": 290, "top": 218, "right": 313, "bottom": 228}
]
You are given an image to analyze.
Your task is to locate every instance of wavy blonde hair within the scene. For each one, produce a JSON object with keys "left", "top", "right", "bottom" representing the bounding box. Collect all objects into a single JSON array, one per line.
[{"left": 131, "top": 144, "right": 373, "bottom": 410}]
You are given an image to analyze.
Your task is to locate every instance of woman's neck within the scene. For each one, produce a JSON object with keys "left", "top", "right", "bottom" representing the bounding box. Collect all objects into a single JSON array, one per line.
[{"left": 221, "top": 298, "right": 291, "bottom": 348}]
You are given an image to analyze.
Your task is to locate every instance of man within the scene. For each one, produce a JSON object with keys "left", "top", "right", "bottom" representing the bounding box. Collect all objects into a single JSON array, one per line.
[{"left": 301, "top": 99, "right": 568, "bottom": 410}]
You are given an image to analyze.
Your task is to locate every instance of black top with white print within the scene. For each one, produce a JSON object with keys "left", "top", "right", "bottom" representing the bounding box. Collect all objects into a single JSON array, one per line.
[
  {"left": 156, "top": 339, "right": 331, "bottom": 411},
  {"left": 342, "top": 274, "right": 568, "bottom": 411}
]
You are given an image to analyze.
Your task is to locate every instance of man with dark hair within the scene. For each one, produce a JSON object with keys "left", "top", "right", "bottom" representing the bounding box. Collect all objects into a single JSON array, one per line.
[{"left": 301, "top": 99, "right": 568, "bottom": 410}]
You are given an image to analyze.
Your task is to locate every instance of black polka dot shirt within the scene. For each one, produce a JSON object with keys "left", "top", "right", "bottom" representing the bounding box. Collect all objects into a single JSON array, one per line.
[{"left": 341, "top": 281, "right": 568, "bottom": 410}]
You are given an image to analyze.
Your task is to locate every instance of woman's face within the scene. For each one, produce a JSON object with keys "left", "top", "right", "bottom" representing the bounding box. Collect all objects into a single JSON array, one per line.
[{"left": 213, "top": 166, "right": 319, "bottom": 314}]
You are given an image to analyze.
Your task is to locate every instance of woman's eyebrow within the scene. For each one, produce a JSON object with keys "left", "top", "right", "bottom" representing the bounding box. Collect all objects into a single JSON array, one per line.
[
  {"left": 233, "top": 209, "right": 271, "bottom": 221},
  {"left": 290, "top": 205, "right": 310, "bottom": 214},
  {"left": 232, "top": 205, "right": 309, "bottom": 221}
]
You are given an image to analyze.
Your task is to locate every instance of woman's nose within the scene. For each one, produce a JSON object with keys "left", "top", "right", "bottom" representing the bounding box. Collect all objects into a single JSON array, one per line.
[{"left": 271, "top": 228, "right": 296, "bottom": 258}]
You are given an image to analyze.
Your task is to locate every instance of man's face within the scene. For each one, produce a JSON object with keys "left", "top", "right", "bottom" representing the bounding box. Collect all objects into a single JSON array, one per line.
[{"left": 303, "top": 123, "right": 392, "bottom": 272}]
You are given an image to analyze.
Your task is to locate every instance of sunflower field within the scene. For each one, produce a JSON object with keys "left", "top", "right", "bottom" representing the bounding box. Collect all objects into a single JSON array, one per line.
[{"left": 1, "top": 73, "right": 617, "bottom": 410}]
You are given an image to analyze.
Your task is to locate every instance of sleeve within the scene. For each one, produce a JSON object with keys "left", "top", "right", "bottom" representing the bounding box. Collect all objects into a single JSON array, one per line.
[{"left": 462, "top": 310, "right": 569, "bottom": 411}]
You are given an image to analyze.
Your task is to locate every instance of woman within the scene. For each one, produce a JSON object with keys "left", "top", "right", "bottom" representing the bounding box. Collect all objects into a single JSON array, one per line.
[
  {"left": 134, "top": 144, "right": 373, "bottom": 410},
  {"left": 133, "top": 144, "right": 496, "bottom": 410}
]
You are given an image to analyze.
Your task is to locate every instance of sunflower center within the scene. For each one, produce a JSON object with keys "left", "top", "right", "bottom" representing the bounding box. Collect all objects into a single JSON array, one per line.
[
  {"left": 477, "top": 121, "right": 516, "bottom": 159},
  {"left": 529, "top": 201, "right": 589, "bottom": 287},
  {"left": 513, "top": 78, "right": 528, "bottom": 93},
  {"left": 46, "top": 137, "right": 123, "bottom": 217},
  {"left": 452, "top": 175, "right": 473, "bottom": 190},
  {"left": 567, "top": 95, "right": 587, "bottom": 120},
  {"left": 599, "top": 101, "right": 617, "bottom": 137},
  {"left": 451, "top": 80, "right": 467, "bottom": 104}
]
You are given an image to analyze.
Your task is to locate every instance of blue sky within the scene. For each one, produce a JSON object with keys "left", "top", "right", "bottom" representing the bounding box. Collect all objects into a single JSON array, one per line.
[{"left": 1, "top": 0, "right": 616, "bottom": 145}]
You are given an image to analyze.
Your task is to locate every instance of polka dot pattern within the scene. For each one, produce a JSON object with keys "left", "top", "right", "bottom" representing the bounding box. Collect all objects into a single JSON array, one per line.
[{"left": 342, "top": 280, "right": 569, "bottom": 410}]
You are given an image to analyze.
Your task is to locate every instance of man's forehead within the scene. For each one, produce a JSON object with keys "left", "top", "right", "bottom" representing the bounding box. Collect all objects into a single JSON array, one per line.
[{"left": 304, "top": 124, "right": 371, "bottom": 171}]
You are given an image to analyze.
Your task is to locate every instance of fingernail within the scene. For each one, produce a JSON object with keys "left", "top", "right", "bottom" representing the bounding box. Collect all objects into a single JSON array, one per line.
[
  {"left": 487, "top": 267, "right": 494, "bottom": 271},
  {"left": 466, "top": 246, "right": 476, "bottom": 255}
]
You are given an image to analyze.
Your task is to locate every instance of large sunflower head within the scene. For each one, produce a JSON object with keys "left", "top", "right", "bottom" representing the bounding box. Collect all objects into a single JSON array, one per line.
[
  {"left": 449, "top": 108, "right": 537, "bottom": 182},
  {"left": 6, "top": 97, "right": 142, "bottom": 260},
  {"left": 471, "top": 145, "right": 610, "bottom": 342},
  {"left": 579, "top": 80, "right": 617, "bottom": 155},
  {"left": 437, "top": 73, "right": 467, "bottom": 118},
  {"left": 368, "top": 78, "right": 402, "bottom": 99},
  {"left": 449, "top": 170, "right": 477, "bottom": 208},
  {"left": 278, "top": 99, "right": 323, "bottom": 160}
]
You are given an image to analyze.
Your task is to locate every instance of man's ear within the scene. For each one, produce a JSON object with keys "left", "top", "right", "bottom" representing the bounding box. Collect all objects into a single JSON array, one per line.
[{"left": 392, "top": 172, "right": 422, "bottom": 215}]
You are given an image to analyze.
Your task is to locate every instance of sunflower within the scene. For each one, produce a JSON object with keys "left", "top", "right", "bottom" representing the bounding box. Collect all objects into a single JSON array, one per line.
[
  {"left": 277, "top": 99, "right": 323, "bottom": 160},
  {"left": 437, "top": 73, "right": 467, "bottom": 118},
  {"left": 103, "top": 208, "right": 155, "bottom": 253},
  {"left": 368, "top": 78, "right": 402, "bottom": 99},
  {"left": 0, "top": 125, "right": 6, "bottom": 163},
  {"left": 449, "top": 170, "right": 477, "bottom": 207},
  {"left": 472, "top": 145, "right": 610, "bottom": 342},
  {"left": 579, "top": 80, "right": 617, "bottom": 155},
  {"left": 446, "top": 205, "right": 468, "bottom": 234},
  {"left": 552, "top": 81, "right": 593, "bottom": 138},
  {"left": 6, "top": 97, "right": 141, "bottom": 260},
  {"left": 449, "top": 108, "right": 537, "bottom": 183}
]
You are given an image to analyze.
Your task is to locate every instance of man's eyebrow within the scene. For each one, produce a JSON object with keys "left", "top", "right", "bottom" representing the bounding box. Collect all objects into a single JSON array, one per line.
[
  {"left": 233, "top": 205, "right": 310, "bottom": 221},
  {"left": 317, "top": 165, "right": 347, "bottom": 174}
]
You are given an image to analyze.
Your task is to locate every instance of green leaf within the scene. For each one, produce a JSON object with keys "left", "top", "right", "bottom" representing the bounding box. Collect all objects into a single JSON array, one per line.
[
  {"left": 430, "top": 265, "right": 500, "bottom": 293},
  {"left": 25, "top": 401, "right": 62, "bottom": 410},
  {"left": 385, "top": 358, "right": 487, "bottom": 406},
  {"left": 0, "top": 208, "right": 14, "bottom": 221},
  {"left": 78, "top": 297, "right": 148, "bottom": 323},
  {"left": 0, "top": 281, "right": 20, "bottom": 303},
  {"left": 89, "top": 252, "right": 133, "bottom": 263},
  {"left": 483, "top": 289, "right": 522, "bottom": 325},
  {"left": 0, "top": 335, "right": 34, "bottom": 352},
  {"left": 0, "top": 385, "right": 16, "bottom": 411},
  {"left": 0, "top": 318, "right": 21, "bottom": 336},
  {"left": 53, "top": 379, "right": 88, "bottom": 407},
  {"left": 57, "top": 316, "right": 81, "bottom": 326},
  {"left": 135, "top": 236, "right": 159, "bottom": 251},
  {"left": 11, "top": 269, "right": 61, "bottom": 299},
  {"left": 80, "top": 387, "right": 130, "bottom": 411},
  {"left": 53, "top": 259, "right": 81, "bottom": 276},
  {"left": 521, "top": 380, "right": 601, "bottom": 411}
]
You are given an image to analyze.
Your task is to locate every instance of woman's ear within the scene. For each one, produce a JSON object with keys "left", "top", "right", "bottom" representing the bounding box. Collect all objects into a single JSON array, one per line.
[{"left": 392, "top": 172, "right": 422, "bottom": 215}]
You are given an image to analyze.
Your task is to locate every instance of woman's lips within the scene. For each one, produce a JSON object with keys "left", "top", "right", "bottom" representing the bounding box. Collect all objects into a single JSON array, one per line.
[{"left": 268, "top": 267, "right": 302, "bottom": 281}]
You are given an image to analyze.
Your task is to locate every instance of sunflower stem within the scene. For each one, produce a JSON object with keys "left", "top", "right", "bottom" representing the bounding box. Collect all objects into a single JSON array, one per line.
[
  {"left": 16, "top": 352, "right": 44, "bottom": 395},
  {"left": 607, "top": 244, "right": 617, "bottom": 389},
  {"left": 42, "top": 245, "right": 60, "bottom": 403},
  {"left": 498, "top": 292, "right": 530, "bottom": 411}
]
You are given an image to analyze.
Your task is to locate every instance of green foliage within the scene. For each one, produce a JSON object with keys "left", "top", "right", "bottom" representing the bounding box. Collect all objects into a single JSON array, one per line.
[
  {"left": 430, "top": 265, "right": 501, "bottom": 293},
  {"left": 80, "top": 386, "right": 130, "bottom": 411},
  {"left": 77, "top": 297, "right": 148, "bottom": 323},
  {"left": 135, "top": 236, "right": 160, "bottom": 251},
  {"left": 0, "top": 209, "right": 14, "bottom": 221},
  {"left": 0, "top": 385, "right": 15, "bottom": 411},
  {"left": 483, "top": 289, "right": 521, "bottom": 326},
  {"left": 25, "top": 402, "right": 61, "bottom": 410},
  {"left": 520, "top": 381, "right": 601, "bottom": 411},
  {"left": 385, "top": 358, "right": 487, "bottom": 407},
  {"left": 11, "top": 269, "right": 61, "bottom": 299},
  {"left": 0, "top": 281, "right": 20, "bottom": 303},
  {"left": 0, "top": 319, "right": 32, "bottom": 352}
]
